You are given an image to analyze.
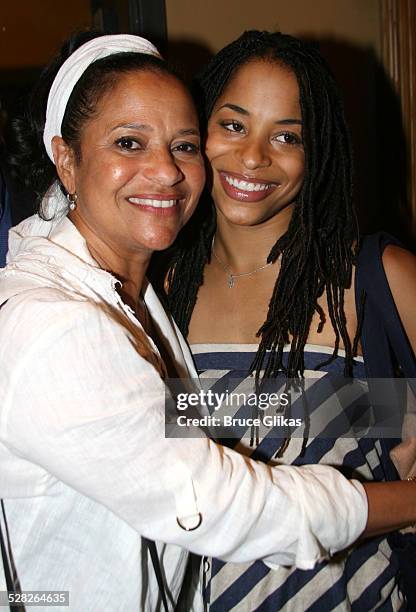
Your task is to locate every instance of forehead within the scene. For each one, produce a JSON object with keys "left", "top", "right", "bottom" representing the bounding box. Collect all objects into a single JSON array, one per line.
[
  {"left": 92, "top": 69, "right": 198, "bottom": 128},
  {"left": 214, "top": 59, "right": 301, "bottom": 116}
]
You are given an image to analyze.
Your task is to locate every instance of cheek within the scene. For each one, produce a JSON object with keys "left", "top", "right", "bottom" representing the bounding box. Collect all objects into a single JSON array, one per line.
[
  {"left": 102, "top": 161, "right": 139, "bottom": 191},
  {"left": 295, "top": 159, "right": 305, "bottom": 186},
  {"left": 109, "top": 165, "right": 128, "bottom": 183},
  {"left": 205, "top": 132, "right": 230, "bottom": 163},
  {"left": 281, "top": 153, "right": 305, "bottom": 185},
  {"left": 81, "top": 154, "right": 137, "bottom": 189}
]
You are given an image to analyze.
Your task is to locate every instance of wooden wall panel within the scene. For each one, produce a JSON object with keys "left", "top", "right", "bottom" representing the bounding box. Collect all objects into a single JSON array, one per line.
[{"left": 381, "top": 0, "right": 416, "bottom": 239}]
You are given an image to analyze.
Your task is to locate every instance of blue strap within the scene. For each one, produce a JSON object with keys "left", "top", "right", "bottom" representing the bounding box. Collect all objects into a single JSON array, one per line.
[{"left": 356, "top": 232, "right": 416, "bottom": 380}]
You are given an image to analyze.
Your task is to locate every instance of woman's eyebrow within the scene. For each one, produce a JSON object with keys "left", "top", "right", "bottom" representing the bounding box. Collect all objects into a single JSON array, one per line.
[
  {"left": 109, "top": 124, "right": 199, "bottom": 136},
  {"left": 177, "top": 128, "right": 200, "bottom": 136},
  {"left": 217, "top": 103, "right": 249, "bottom": 115},
  {"left": 275, "top": 118, "right": 302, "bottom": 125},
  {"left": 216, "top": 105, "right": 302, "bottom": 125},
  {"left": 111, "top": 122, "right": 152, "bottom": 132}
]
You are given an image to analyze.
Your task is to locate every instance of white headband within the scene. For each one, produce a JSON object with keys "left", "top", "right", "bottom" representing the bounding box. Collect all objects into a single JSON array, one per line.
[{"left": 43, "top": 34, "right": 161, "bottom": 162}]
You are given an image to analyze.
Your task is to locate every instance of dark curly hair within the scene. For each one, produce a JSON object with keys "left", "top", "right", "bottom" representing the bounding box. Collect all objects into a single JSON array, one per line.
[
  {"left": 9, "top": 31, "right": 179, "bottom": 217},
  {"left": 164, "top": 30, "right": 360, "bottom": 381}
]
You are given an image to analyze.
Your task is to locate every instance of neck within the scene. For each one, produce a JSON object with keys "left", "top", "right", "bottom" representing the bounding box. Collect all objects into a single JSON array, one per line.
[
  {"left": 214, "top": 205, "right": 292, "bottom": 272},
  {"left": 70, "top": 216, "right": 150, "bottom": 312},
  {"left": 90, "top": 241, "right": 148, "bottom": 312}
]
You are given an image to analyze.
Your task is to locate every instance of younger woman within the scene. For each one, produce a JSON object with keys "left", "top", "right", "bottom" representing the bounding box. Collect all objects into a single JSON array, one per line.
[{"left": 165, "top": 31, "right": 416, "bottom": 610}]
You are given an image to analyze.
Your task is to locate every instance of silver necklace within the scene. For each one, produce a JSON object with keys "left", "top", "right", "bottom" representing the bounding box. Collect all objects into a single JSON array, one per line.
[{"left": 211, "top": 237, "right": 273, "bottom": 288}]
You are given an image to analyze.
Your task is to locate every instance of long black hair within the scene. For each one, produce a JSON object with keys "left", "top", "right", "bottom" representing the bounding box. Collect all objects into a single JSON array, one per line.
[{"left": 164, "top": 30, "right": 359, "bottom": 380}]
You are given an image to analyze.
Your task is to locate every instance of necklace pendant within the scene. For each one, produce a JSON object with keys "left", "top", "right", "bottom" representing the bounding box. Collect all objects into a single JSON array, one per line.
[{"left": 228, "top": 275, "right": 234, "bottom": 289}]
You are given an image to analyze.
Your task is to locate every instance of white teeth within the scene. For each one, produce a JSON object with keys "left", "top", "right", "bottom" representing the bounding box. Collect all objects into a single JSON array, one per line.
[
  {"left": 128, "top": 198, "right": 178, "bottom": 208},
  {"left": 224, "top": 175, "right": 272, "bottom": 192}
]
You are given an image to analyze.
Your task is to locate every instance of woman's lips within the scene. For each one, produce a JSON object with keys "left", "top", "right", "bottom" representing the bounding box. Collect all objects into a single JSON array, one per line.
[
  {"left": 219, "top": 172, "right": 278, "bottom": 202},
  {"left": 127, "top": 195, "right": 182, "bottom": 215}
]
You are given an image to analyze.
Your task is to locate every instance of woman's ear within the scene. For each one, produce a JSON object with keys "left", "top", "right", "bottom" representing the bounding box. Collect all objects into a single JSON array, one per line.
[{"left": 51, "top": 136, "right": 77, "bottom": 194}]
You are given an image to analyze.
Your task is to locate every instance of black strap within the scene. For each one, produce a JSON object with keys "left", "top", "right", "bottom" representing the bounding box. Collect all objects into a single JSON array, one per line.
[
  {"left": 175, "top": 553, "right": 201, "bottom": 612},
  {"left": 142, "top": 537, "right": 170, "bottom": 612},
  {"left": 0, "top": 501, "right": 25, "bottom": 612},
  {"left": 145, "top": 538, "right": 196, "bottom": 612},
  {"left": 0, "top": 503, "right": 14, "bottom": 592}
]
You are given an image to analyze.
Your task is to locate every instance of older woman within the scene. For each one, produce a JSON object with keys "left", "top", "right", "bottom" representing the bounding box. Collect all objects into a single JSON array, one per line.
[{"left": 164, "top": 31, "right": 416, "bottom": 610}]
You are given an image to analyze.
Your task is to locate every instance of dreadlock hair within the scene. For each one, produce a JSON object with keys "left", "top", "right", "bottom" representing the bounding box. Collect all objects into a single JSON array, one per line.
[{"left": 164, "top": 30, "right": 359, "bottom": 382}]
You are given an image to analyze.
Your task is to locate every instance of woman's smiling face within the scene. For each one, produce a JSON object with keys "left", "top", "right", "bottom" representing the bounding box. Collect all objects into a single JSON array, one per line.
[
  {"left": 55, "top": 69, "right": 205, "bottom": 256},
  {"left": 205, "top": 59, "right": 304, "bottom": 227}
]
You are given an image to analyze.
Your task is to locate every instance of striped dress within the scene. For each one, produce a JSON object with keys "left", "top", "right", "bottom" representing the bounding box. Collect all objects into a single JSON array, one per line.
[{"left": 191, "top": 343, "right": 406, "bottom": 612}]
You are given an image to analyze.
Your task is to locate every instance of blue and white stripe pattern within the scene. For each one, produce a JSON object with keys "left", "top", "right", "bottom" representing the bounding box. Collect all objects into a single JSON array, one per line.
[{"left": 191, "top": 344, "right": 406, "bottom": 612}]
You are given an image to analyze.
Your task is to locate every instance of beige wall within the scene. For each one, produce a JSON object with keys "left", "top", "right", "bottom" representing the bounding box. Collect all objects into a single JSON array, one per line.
[
  {"left": 0, "top": 1, "right": 381, "bottom": 68},
  {"left": 166, "top": 0, "right": 380, "bottom": 56},
  {"left": 165, "top": 0, "right": 385, "bottom": 237}
]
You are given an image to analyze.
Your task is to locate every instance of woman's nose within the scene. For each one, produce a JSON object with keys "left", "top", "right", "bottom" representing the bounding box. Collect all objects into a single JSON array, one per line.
[
  {"left": 143, "top": 149, "right": 183, "bottom": 186},
  {"left": 237, "top": 138, "right": 272, "bottom": 170}
]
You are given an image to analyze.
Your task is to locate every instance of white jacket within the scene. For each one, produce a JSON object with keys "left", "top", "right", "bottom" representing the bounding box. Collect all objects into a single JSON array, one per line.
[{"left": 0, "top": 191, "right": 367, "bottom": 611}]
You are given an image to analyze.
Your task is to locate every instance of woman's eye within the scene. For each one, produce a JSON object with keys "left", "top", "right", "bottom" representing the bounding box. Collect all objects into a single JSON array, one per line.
[
  {"left": 274, "top": 132, "right": 302, "bottom": 145},
  {"left": 173, "top": 142, "right": 200, "bottom": 154},
  {"left": 222, "top": 120, "right": 244, "bottom": 133},
  {"left": 115, "top": 137, "right": 141, "bottom": 151}
]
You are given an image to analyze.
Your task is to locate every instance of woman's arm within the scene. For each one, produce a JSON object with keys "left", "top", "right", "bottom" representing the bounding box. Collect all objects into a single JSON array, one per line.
[
  {"left": 1, "top": 293, "right": 367, "bottom": 570},
  {"left": 382, "top": 244, "right": 416, "bottom": 352},
  {"left": 362, "top": 479, "right": 416, "bottom": 536}
]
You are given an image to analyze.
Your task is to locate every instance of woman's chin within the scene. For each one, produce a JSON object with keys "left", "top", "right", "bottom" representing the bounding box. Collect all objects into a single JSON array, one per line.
[
  {"left": 215, "top": 208, "right": 268, "bottom": 228},
  {"left": 215, "top": 199, "right": 295, "bottom": 228},
  {"left": 136, "top": 230, "right": 177, "bottom": 253}
]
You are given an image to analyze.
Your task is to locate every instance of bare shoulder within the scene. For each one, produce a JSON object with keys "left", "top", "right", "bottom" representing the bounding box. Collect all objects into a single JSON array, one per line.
[
  {"left": 382, "top": 244, "right": 416, "bottom": 292},
  {"left": 383, "top": 243, "right": 416, "bottom": 269},
  {"left": 382, "top": 244, "right": 416, "bottom": 351}
]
